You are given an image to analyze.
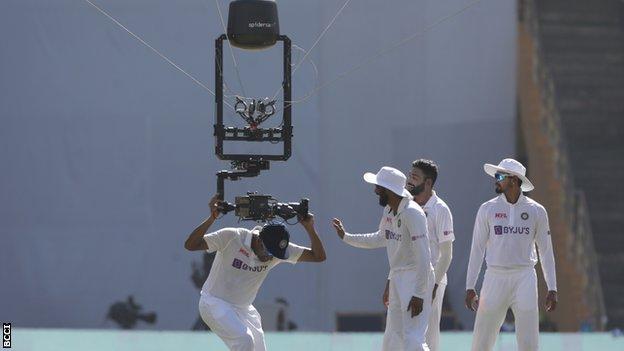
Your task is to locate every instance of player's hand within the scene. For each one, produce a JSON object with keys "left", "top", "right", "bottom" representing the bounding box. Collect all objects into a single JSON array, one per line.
[
  {"left": 382, "top": 283, "right": 389, "bottom": 308},
  {"left": 545, "top": 290, "right": 558, "bottom": 312},
  {"left": 407, "top": 296, "right": 424, "bottom": 318},
  {"left": 299, "top": 212, "right": 315, "bottom": 230},
  {"left": 465, "top": 289, "right": 479, "bottom": 311},
  {"left": 432, "top": 283, "right": 439, "bottom": 302},
  {"left": 331, "top": 218, "right": 346, "bottom": 239},
  {"left": 209, "top": 194, "right": 221, "bottom": 220}
]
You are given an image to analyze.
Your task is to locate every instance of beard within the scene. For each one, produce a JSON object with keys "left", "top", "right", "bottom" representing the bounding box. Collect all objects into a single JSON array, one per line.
[
  {"left": 495, "top": 184, "right": 503, "bottom": 194},
  {"left": 408, "top": 183, "right": 425, "bottom": 196},
  {"left": 378, "top": 192, "right": 389, "bottom": 207}
]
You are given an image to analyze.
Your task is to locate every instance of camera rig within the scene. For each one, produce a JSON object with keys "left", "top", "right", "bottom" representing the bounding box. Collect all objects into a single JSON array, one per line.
[
  {"left": 214, "top": 160, "right": 309, "bottom": 221},
  {"left": 212, "top": 3, "right": 309, "bottom": 222}
]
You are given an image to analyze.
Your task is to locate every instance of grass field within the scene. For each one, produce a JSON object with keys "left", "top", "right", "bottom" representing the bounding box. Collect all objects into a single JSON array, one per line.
[{"left": 9, "top": 328, "right": 624, "bottom": 350}]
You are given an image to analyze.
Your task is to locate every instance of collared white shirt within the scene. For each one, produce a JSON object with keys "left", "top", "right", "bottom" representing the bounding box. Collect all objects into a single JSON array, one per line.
[
  {"left": 466, "top": 194, "right": 557, "bottom": 291},
  {"left": 422, "top": 191, "right": 454, "bottom": 285},
  {"left": 202, "top": 227, "right": 305, "bottom": 307},
  {"left": 343, "top": 197, "right": 433, "bottom": 299}
]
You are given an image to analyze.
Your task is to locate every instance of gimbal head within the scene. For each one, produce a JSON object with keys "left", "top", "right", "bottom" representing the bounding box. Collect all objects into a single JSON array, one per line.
[{"left": 234, "top": 97, "right": 277, "bottom": 128}]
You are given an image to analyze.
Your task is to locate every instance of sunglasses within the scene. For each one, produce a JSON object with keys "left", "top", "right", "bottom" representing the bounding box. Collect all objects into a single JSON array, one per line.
[{"left": 494, "top": 173, "right": 512, "bottom": 182}]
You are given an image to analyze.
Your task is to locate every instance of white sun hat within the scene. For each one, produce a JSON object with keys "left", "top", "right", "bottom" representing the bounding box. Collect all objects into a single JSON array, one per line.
[
  {"left": 483, "top": 158, "right": 535, "bottom": 192},
  {"left": 363, "top": 166, "right": 412, "bottom": 198}
]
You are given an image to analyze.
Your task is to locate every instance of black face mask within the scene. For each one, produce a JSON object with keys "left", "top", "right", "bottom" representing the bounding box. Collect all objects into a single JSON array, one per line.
[
  {"left": 378, "top": 192, "right": 389, "bottom": 207},
  {"left": 408, "top": 182, "right": 426, "bottom": 196}
]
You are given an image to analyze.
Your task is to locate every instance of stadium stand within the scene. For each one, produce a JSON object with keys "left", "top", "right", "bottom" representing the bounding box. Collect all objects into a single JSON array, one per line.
[{"left": 518, "top": 0, "right": 624, "bottom": 330}]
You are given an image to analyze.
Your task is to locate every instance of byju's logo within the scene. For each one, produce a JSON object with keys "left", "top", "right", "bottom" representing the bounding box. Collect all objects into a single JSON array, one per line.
[
  {"left": 385, "top": 230, "right": 401, "bottom": 241},
  {"left": 232, "top": 258, "right": 243, "bottom": 269},
  {"left": 232, "top": 259, "right": 268, "bottom": 273},
  {"left": 411, "top": 234, "right": 425, "bottom": 241},
  {"left": 3, "top": 323, "right": 10, "bottom": 348},
  {"left": 494, "top": 225, "right": 530, "bottom": 235}
]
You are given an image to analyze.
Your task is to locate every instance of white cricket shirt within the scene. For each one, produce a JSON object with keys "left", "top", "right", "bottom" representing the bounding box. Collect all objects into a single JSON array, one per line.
[
  {"left": 422, "top": 191, "right": 455, "bottom": 285},
  {"left": 201, "top": 227, "right": 305, "bottom": 307},
  {"left": 466, "top": 194, "right": 557, "bottom": 291},
  {"left": 343, "top": 197, "right": 434, "bottom": 299}
]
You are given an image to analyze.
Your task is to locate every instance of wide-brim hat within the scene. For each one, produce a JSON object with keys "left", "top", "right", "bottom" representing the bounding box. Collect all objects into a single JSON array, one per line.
[
  {"left": 484, "top": 158, "right": 535, "bottom": 192},
  {"left": 363, "top": 166, "right": 412, "bottom": 198}
]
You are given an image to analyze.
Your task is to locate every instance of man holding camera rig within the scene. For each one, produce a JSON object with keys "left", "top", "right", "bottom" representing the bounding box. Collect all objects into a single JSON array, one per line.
[{"left": 184, "top": 194, "right": 326, "bottom": 351}]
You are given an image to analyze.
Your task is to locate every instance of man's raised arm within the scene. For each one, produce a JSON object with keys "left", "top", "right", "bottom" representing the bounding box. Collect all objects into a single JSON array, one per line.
[
  {"left": 184, "top": 195, "right": 220, "bottom": 251},
  {"left": 332, "top": 218, "right": 386, "bottom": 249},
  {"left": 296, "top": 214, "right": 327, "bottom": 262}
]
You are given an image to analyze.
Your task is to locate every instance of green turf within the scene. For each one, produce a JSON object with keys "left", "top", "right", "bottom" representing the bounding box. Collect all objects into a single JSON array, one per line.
[{"left": 9, "top": 329, "right": 624, "bottom": 350}]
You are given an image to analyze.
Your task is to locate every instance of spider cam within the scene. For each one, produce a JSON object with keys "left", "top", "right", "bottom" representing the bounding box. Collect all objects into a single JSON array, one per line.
[{"left": 213, "top": 0, "right": 309, "bottom": 222}]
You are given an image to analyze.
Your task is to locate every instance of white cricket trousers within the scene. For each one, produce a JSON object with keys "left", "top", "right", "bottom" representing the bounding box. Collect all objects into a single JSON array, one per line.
[
  {"left": 382, "top": 269, "right": 434, "bottom": 351},
  {"left": 425, "top": 282, "right": 446, "bottom": 351},
  {"left": 199, "top": 294, "right": 266, "bottom": 351},
  {"left": 471, "top": 267, "right": 539, "bottom": 351}
]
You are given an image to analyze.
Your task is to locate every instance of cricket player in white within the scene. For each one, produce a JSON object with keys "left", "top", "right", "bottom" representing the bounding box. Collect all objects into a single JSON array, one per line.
[
  {"left": 184, "top": 195, "right": 326, "bottom": 351},
  {"left": 333, "top": 167, "right": 434, "bottom": 351},
  {"left": 465, "top": 159, "right": 558, "bottom": 351},
  {"left": 387, "top": 159, "right": 453, "bottom": 351}
]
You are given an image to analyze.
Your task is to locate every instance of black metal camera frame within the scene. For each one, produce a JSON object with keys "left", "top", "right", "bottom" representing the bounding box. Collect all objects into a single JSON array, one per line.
[{"left": 214, "top": 34, "right": 292, "bottom": 162}]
